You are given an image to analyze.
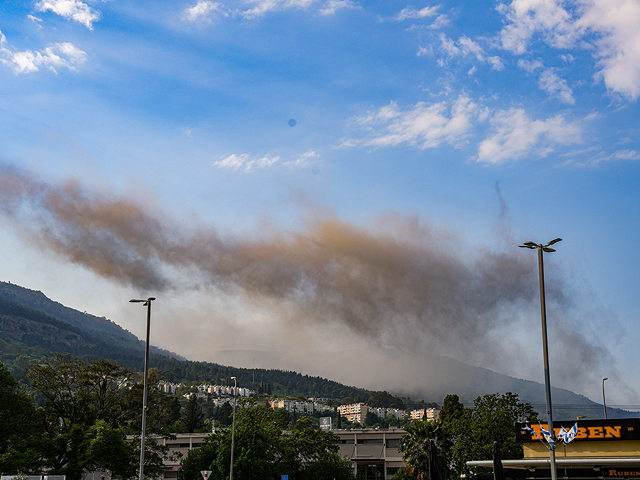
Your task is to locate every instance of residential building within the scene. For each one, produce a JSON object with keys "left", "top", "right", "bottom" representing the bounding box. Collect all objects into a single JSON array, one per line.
[
  {"left": 410, "top": 407, "right": 440, "bottom": 421},
  {"left": 338, "top": 403, "right": 369, "bottom": 424},
  {"left": 269, "top": 399, "right": 333, "bottom": 414}
]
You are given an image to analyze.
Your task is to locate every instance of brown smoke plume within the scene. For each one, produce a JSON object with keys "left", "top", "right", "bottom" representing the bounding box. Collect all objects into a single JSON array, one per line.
[{"left": 0, "top": 163, "right": 619, "bottom": 393}]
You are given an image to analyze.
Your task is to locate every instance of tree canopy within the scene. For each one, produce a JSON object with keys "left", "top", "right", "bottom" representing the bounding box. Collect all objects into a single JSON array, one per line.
[
  {"left": 398, "top": 392, "right": 538, "bottom": 480},
  {"left": 178, "top": 405, "right": 358, "bottom": 480}
]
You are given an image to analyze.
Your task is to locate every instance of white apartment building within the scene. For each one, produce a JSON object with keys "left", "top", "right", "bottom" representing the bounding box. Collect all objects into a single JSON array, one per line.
[
  {"left": 269, "top": 399, "right": 333, "bottom": 414},
  {"left": 370, "top": 406, "right": 406, "bottom": 420}
]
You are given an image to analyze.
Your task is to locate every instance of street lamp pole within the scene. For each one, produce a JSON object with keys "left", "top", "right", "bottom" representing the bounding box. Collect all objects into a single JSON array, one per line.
[
  {"left": 519, "top": 238, "right": 561, "bottom": 480},
  {"left": 130, "top": 297, "right": 156, "bottom": 480},
  {"left": 230, "top": 376, "right": 237, "bottom": 480},
  {"left": 602, "top": 378, "right": 608, "bottom": 420}
]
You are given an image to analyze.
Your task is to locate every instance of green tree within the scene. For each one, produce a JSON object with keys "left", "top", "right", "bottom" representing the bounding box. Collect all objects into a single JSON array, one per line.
[
  {"left": 398, "top": 419, "right": 451, "bottom": 480},
  {"left": 399, "top": 393, "right": 537, "bottom": 480},
  {"left": 81, "top": 420, "right": 135, "bottom": 478},
  {"left": 0, "top": 362, "right": 43, "bottom": 474},
  {"left": 215, "top": 402, "right": 233, "bottom": 426},
  {"left": 369, "top": 391, "right": 405, "bottom": 409},
  {"left": 27, "top": 355, "right": 173, "bottom": 480},
  {"left": 182, "top": 395, "right": 205, "bottom": 433},
  {"left": 439, "top": 394, "right": 464, "bottom": 425},
  {"left": 447, "top": 392, "right": 538, "bottom": 478},
  {"left": 177, "top": 434, "right": 220, "bottom": 480},
  {"left": 178, "top": 406, "right": 357, "bottom": 480}
]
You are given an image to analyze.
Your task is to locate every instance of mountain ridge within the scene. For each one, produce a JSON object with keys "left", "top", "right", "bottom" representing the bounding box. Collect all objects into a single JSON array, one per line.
[{"left": 0, "top": 280, "right": 633, "bottom": 420}]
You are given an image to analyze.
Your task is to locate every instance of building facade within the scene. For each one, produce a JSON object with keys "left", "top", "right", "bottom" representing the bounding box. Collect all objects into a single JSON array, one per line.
[
  {"left": 338, "top": 403, "right": 370, "bottom": 424},
  {"left": 467, "top": 418, "right": 640, "bottom": 480},
  {"left": 410, "top": 407, "right": 440, "bottom": 421},
  {"left": 129, "top": 427, "right": 408, "bottom": 480}
]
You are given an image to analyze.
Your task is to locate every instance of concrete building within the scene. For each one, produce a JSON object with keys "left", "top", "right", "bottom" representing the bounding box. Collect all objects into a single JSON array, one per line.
[
  {"left": 270, "top": 399, "right": 333, "bottom": 414},
  {"left": 338, "top": 403, "right": 370, "bottom": 424},
  {"left": 156, "top": 428, "right": 407, "bottom": 480},
  {"left": 334, "top": 428, "right": 407, "bottom": 479},
  {"left": 410, "top": 407, "right": 440, "bottom": 421}
]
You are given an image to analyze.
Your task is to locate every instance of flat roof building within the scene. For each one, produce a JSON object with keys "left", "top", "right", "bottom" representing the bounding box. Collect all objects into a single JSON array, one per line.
[{"left": 467, "top": 418, "right": 640, "bottom": 480}]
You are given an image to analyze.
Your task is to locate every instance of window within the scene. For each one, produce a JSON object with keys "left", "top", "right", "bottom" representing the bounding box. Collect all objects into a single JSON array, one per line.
[{"left": 386, "top": 439, "right": 400, "bottom": 448}]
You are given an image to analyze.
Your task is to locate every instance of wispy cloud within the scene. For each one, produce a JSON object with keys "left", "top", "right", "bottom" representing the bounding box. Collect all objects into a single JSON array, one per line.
[
  {"left": 215, "top": 153, "right": 280, "bottom": 172},
  {"left": 283, "top": 150, "right": 319, "bottom": 167},
  {"left": 318, "top": 0, "right": 360, "bottom": 16},
  {"left": 183, "top": 1, "right": 227, "bottom": 21},
  {"left": 517, "top": 59, "right": 575, "bottom": 104},
  {"left": 35, "top": 0, "right": 101, "bottom": 29},
  {"left": 477, "top": 108, "right": 581, "bottom": 164},
  {"left": 439, "top": 34, "right": 504, "bottom": 70},
  {"left": 395, "top": 5, "right": 440, "bottom": 21},
  {"left": 0, "top": 32, "right": 86, "bottom": 74},
  {"left": 241, "top": 0, "right": 315, "bottom": 19},
  {"left": 354, "top": 96, "right": 486, "bottom": 149},
  {"left": 539, "top": 68, "right": 575, "bottom": 104},
  {"left": 498, "top": 0, "right": 640, "bottom": 100}
]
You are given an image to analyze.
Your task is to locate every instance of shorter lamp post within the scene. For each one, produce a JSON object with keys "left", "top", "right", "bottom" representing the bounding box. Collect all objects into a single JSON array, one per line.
[
  {"left": 602, "top": 377, "right": 608, "bottom": 420},
  {"left": 230, "top": 376, "right": 237, "bottom": 480},
  {"left": 129, "top": 297, "right": 156, "bottom": 480}
]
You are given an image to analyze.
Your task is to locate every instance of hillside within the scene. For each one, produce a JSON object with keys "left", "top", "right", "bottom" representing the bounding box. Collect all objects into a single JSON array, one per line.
[
  {"left": 0, "top": 281, "right": 633, "bottom": 420},
  {"left": 0, "top": 281, "right": 369, "bottom": 401}
]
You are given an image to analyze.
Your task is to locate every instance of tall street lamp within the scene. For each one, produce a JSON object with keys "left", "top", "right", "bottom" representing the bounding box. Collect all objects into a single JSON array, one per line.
[
  {"left": 519, "top": 238, "right": 561, "bottom": 480},
  {"left": 602, "top": 377, "right": 608, "bottom": 420},
  {"left": 230, "top": 376, "right": 238, "bottom": 480},
  {"left": 129, "top": 297, "right": 156, "bottom": 480}
]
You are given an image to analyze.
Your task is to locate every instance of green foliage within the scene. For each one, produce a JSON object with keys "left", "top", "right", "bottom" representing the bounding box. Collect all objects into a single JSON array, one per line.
[
  {"left": 0, "top": 362, "right": 42, "bottom": 474},
  {"left": 21, "top": 355, "right": 177, "bottom": 480},
  {"left": 81, "top": 420, "right": 135, "bottom": 478},
  {"left": 439, "top": 394, "right": 464, "bottom": 425},
  {"left": 399, "top": 392, "right": 538, "bottom": 480},
  {"left": 175, "top": 395, "right": 205, "bottom": 433},
  {"left": 368, "top": 391, "right": 405, "bottom": 409},
  {"left": 399, "top": 419, "right": 451, "bottom": 480},
  {"left": 178, "top": 407, "right": 357, "bottom": 480},
  {"left": 447, "top": 392, "right": 537, "bottom": 476}
]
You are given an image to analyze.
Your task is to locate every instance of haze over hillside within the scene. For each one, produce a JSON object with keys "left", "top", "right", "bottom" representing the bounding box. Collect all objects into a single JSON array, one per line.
[{"left": 1, "top": 280, "right": 632, "bottom": 420}]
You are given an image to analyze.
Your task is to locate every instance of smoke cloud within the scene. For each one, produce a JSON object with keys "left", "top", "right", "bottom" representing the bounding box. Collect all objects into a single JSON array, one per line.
[{"left": 0, "top": 163, "right": 622, "bottom": 399}]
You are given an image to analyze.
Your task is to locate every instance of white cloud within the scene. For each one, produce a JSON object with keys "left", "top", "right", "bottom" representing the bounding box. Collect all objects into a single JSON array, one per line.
[
  {"left": 241, "top": 0, "right": 315, "bottom": 18},
  {"left": 497, "top": 0, "right": 580, "bottom": 54},
  {"left": 578, "top": 0, "right": 640, "bottom": 100},
  {"left": 440, "top": 34, "right": 505, "bottom": 70},
  {"left": 539, "top": 68, "right": 575, "bottom": 104},
  {"left": 0, "top": 36, "right": 87, "bottom": 74},
  {"left": 215, "top": 153, "right": 280, "bottom": 172},
  {"left": 498, "top": 0, "right": 640, "bottom": 100},
  {"left": 183, "top": 1, "right": 226, "bottom": 21},
  {"left": 318, "top": 0, "right": 360, "bottom": 16},
  {"left": 517, "top": 59, "right": 574, "bottom": 103},
  {"left": 477, "top": 108, "right": 582, "bottom": 164},
  {"left": 395, "top": 5, "right": 440, "bottom": 21},
  {"left": 283, "top": 150, "right": 320, "bottom": 166},
  {"left": 595, "top": 149, "right": 640, "bottom": 163},
  {"left": 517, "top": 58, "right": 544, "bottom": 73},
  {"left": 356, "top": 96, "right": 484, "bottom": 149},
  {"left": 35, "top": 0, "right": 101, "bottom": 29}
]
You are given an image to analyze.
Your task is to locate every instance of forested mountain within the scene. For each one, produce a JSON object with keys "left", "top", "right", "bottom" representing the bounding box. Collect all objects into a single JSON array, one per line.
[
  {"left": 0, "top": 281, "right": 634, "bottom": 419},
  {"left": 0, "top": 281, "right": 369, "bottom": 401}
]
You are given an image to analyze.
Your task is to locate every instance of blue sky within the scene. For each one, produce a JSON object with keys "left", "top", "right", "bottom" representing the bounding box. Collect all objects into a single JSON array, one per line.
[{"left": 1, "top": 0, "right": 640, "bottom": 408}]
